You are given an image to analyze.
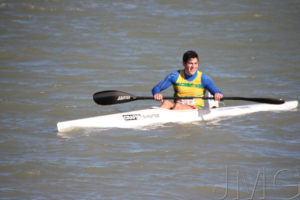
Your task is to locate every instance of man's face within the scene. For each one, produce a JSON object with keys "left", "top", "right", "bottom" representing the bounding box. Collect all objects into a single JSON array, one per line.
[{"left": 183, "top": 57, "right": 198, "bottom": 76}]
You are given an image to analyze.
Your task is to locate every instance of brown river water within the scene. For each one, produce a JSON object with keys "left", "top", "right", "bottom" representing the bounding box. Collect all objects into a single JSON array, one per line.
[{"left": 0, "top": 1, "right": 299, "bottom": 199}]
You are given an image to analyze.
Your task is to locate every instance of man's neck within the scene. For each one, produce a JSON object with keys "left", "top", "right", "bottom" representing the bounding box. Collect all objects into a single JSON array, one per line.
[{"left": 184, "top": 70, "right": 198, "bottom": 81}]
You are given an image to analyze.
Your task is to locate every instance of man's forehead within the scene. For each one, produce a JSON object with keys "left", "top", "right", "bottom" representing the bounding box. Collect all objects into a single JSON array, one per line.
[{"left": 186, "top": 58, "right": 198, "bottom": 62}]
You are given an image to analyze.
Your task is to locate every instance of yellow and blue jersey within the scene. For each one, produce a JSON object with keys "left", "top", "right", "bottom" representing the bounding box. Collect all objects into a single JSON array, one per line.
[{"left": 152, "top": 70, "right": 223, "bottom": 109}]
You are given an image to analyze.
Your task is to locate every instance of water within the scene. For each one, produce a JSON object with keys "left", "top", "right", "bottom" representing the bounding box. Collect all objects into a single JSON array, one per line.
[{"left": 0, "top": 0, "right": 299, "bottom": 199}]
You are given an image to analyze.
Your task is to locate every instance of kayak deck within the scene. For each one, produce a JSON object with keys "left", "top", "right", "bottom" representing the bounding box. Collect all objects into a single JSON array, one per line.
[{"left": 57, "top": 100, "right": 298, "bottom": 132}]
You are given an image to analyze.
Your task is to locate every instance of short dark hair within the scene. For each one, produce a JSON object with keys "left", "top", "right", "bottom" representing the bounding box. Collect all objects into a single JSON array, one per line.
[{"left": 182, "top": 50, "right": 198, "bottom": 63}]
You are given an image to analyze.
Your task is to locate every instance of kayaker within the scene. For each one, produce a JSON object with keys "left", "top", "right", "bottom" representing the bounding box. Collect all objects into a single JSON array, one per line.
[{"left": 152, "top": 50, "right": 223, "bottom": 110}]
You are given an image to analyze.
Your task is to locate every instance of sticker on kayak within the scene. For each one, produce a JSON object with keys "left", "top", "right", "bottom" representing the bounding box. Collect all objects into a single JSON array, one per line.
[
  {"left": 122, "top": 114, "right": 142, "bottom": 121},
  {"left": 122, "top": 114, "right": 160, "bottom": 121}
]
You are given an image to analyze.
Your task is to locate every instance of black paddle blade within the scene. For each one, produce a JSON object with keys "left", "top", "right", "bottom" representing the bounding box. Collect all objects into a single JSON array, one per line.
[{"left": 93, "top": 90, "right": 136, "bottom": 105}]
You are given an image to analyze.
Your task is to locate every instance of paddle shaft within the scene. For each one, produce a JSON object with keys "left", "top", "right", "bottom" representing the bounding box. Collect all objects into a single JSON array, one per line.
[
  {"left": 134, "top": 96, "right": 214, "bottom": 100},
  {"left": 134, "top": 96, "right": 284, "bottom": 104},
  {"left": 93, "top": 90, "right": 285, "bottom": 105}
]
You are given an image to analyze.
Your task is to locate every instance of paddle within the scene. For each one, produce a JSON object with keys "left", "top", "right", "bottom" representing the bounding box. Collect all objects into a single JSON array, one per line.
[{"left": 93, "top": 90, "right": 285, "bottom": 105}]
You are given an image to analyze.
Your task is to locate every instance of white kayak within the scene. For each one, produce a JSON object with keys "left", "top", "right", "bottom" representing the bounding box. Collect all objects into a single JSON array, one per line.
[{"left": 57, "top": 100, "right": 298, "bottom": 132}]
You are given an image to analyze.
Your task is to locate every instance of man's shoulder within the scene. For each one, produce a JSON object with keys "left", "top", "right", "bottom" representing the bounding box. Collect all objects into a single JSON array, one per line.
[
  {"left": 168, "top": 70, "right": 180, "bottom": 76},
  {"left": 166, "top": 70, "right": 180, "bottom": 82},
  {"left": 200, "top": 72, "right": 210, "bottom": 80}
]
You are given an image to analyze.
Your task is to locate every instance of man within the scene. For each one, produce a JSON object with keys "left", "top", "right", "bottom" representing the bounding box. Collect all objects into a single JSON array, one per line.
[{"left": 152, "top": 50, "right": 223, "bottom": 110}]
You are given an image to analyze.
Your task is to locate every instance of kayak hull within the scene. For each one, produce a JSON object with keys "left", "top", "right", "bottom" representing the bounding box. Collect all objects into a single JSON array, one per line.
[{"left": 57, "top": 101, "right": 298, "bottom": 132}]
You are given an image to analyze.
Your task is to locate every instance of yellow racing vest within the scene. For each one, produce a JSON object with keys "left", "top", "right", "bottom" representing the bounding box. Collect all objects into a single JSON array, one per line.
[{"left": 173, "top": 70, "right": 205, "bottom": 109}]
